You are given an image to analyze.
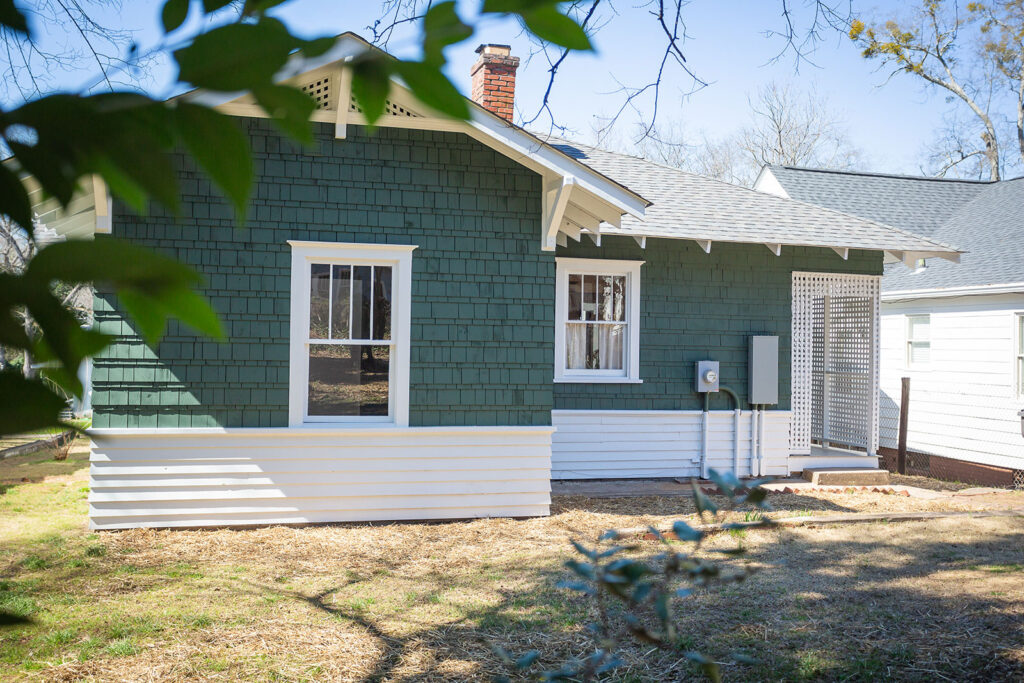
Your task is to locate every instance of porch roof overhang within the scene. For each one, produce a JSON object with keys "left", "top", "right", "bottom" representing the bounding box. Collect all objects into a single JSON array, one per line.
[
  {"left": 540, "top": 138, "right": 963, "bottom": 267},
  {"left": 180, "top": 32, "right": 650, "bottom": 252}
]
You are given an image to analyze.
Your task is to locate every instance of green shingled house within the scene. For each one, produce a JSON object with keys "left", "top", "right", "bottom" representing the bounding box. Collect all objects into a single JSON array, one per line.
[{"left": 42, "top": 34, "right": 961, "bottom": 529}]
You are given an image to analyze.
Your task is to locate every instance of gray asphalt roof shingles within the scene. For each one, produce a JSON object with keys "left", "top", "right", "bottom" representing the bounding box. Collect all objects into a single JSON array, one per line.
[
  {"left": 766, "top": 166, "right": 1024, "bottom": 292},
  {"left": 543, "top": 139, "right": 959, "bottom": 255}
]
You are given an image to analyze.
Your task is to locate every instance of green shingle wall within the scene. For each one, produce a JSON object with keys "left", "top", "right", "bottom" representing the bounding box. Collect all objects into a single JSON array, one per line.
[
  {"left": 91, "top": 120, "right": 553, "bottom": 428},
  {"left": 553, "top": 236, "right": 883, "bottom": 411}
]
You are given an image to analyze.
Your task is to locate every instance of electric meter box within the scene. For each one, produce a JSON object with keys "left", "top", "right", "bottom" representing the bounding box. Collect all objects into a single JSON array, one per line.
[
  {"left": 695, "top": 360, "right": 720, "bottom": 393},
  {"left": 749, "top": 336, "right": 779, "bottom": 405}
]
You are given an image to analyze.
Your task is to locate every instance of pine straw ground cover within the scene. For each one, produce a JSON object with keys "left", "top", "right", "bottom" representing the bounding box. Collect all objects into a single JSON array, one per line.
[{"left": 0, "top": 442, "right": 1021, "bottom": 681}]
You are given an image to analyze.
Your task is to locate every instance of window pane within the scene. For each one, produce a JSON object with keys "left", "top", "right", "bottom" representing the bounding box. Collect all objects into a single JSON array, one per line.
[
  {"left": 351, "top": 265, "right": 372, "bottom": 339},
  {"left": 612, "top": 276, "right": 626, "bottom": 321},
  {"left": 330, "top": 265, "right": 351, "bottom": 339},
  {"left": 309, "top": 264, "right": 330, "bottom": 339},
  {"left": 583, "top": 274, "right": 597, "bottom": 321},
  {"left": 598, "top": 275, "right": 614, "bottom": 321},
  {"left": 908, "top": 315, "right": 929, "bottom": 341},
  {"left": 567, "top": 274, "right": 582, "bottom": 321},
  {"left": 374, "top": 266, "right": 393, "bottom": 340},
  {"left": 307, "top": 344, "right": 390, "bottom": 416},
  {"left": 566, "top": 322, "right": 625, "bottom": 370},
  {"left": 909, "top": 341, "right": 930, "bottom": 364}
]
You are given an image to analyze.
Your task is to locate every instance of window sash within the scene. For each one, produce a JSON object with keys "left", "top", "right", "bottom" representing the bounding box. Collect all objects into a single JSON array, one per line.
[
  {"left": 906, "top": 315, "right": 930, "bottom": 367},
  {"left": 555, "top": 258, "right": 643, "bottom": 383},
  {"left": 288, "top": 241, "right": 415, "bottom": 428},
  {"left": 309, "top": 262, "right": 392, "bottom": 344},
  {"left": 1017, "top": 314, "right": 1024, "bottom": 396}
]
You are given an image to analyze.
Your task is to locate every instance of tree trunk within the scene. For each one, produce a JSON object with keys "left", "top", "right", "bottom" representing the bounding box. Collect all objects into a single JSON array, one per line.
[{"left": 22, "top": 313, "right": 34, "bottom": 379}]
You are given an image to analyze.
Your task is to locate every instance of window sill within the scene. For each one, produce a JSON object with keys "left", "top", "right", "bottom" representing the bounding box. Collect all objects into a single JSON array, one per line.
[{"left": 554, "top": 377, "right": 644, "bottom": 384}]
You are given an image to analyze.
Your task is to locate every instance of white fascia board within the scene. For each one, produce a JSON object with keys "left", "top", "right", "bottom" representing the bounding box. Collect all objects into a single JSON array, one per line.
[
  {"left": 881, "top": 281, "right": 1024, "bottom": 301},
  {"left": 462, "top": 112, "right": 648, "bottom": 219}
]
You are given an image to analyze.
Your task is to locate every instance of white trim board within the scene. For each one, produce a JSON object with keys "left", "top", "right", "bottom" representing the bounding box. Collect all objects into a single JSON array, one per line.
[
  {"left": 883, "top": 282, "right": 1024, "bottom": 301},
  {"left": 88, "top": 425, "right": 555, "bottom": 530}
]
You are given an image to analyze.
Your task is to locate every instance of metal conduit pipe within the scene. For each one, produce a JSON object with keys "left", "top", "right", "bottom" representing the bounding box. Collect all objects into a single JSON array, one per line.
[{"left": 701, "top": 387, "right": 742, "bottom": 480}]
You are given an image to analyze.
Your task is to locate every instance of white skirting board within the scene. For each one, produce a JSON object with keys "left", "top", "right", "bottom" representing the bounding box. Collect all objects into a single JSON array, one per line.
[
  {"left": 551, "top": 410, "right": 792, "bottom": 480},
  {"left": 88, "top": 425, "right": 554, "bottom": 530}
]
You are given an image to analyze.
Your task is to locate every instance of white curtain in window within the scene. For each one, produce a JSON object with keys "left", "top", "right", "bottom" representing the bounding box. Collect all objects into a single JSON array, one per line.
[
  {"left": 598, "top": 324, "right": 624, "bottom": 369},
  {"left": 567, "top": 323, "right": 587, "bottom": 369}
]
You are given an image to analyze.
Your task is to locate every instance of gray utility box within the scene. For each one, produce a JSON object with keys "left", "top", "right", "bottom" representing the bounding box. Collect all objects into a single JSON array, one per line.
[
  {"left": 749, "top": 336, "right": 779, "bottom": 405},
  {"left": 695, "top": 360, "right": 720, "bottom": 393}
]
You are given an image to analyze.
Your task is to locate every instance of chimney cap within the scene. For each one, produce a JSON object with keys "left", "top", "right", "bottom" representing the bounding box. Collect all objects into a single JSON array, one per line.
[{"left": 475, "top": 43, "right": 512, "bottom": 56}]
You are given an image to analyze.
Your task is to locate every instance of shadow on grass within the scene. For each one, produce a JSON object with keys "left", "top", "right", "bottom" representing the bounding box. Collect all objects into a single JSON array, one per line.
[
  {"left": 0, "top": 444, "right": 90, "bottom": 488},
  {"left": 553, "top": 492, "right": 860, "bottom": 516},
  {"left": 254, "top": 520, "right": 1024, "bottom": 682}
]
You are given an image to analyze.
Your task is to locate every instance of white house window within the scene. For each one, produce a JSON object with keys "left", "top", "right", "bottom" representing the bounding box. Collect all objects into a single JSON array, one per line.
[
  {"left": 288, "top": 241, "right": 415, "bottom": 426},
  {"left": 906, "top": 314, "right": 930, "bottom": 367},
  {"left": 555, "top": 258, "right": 643, "bottom": 383},
  {"left": 1016, "top": 314, "right": 1024, "bottom": 397}
]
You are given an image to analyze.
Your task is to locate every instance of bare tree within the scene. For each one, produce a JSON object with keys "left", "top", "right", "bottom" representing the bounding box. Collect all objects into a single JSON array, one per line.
[
  {"left": 849, "top": 0, "right": 1024, "bottom": 181},
  {"left": 0, "top": 0, "right": 156, "bottom": 104},
  {"left": 0, "top": 216, "right": 91, "bottom": 375},
  {"left": 369, "top": 1, "right": 855, "bottom": 139},
  {"left": 634, "top": 82, "right": 862, "bottom": 186},
  {"left": 973, "top": 1, "right": 1024, "bottom": 163}
]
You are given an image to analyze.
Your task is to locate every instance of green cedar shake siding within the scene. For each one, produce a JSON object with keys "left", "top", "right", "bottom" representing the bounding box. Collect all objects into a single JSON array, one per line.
[
  {"left": 553, "top": 236, "right": 883, "bottom": 412},
  {"left": 90, "top": 120, "right": 552, "bottom": 429}
]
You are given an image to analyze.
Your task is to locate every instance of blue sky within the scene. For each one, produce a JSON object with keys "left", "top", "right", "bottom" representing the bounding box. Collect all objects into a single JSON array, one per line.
[{"left": 55, "top": 1, "right": 952, "bottom": 174}]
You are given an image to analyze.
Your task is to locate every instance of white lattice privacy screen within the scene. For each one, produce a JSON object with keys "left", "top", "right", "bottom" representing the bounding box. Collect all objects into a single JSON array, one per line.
[{"left": 791, "top": 272, "right": 880, "bottom": 455}]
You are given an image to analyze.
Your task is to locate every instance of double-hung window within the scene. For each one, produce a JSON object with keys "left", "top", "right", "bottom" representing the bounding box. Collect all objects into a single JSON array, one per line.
[
  {"left": 906, "top": 314, "right": 930, "bottom": 368},
  {"left": 554, "top": 258, "right": 643, "bottom": 383},
  {"left": 288, "top": 241, "right": 415, "bottom": 426},
  {"left": 1016, "top": 313, "right": 1024, "bottom": 397}
]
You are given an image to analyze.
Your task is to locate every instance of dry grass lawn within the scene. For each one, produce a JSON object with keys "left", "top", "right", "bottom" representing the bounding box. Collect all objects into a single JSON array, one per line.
[{"left": 1, "top": 441, "right": 1022, "bottom": 681}]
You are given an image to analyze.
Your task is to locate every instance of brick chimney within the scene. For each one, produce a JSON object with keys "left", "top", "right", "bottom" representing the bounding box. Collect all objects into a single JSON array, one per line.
[{"left": 470, "top": 44, "right": 519, "bottom": 122}]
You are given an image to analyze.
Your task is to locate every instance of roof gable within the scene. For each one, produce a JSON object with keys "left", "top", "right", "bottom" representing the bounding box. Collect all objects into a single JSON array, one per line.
[{"left": 762, "top": 166, "right": 1023, "bottom": 294}]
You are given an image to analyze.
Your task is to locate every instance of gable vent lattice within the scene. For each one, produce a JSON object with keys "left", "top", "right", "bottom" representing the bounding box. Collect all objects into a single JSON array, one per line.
[
  {"left": 300, "top": 77, "right": 331, "bottom": 109},
  {"left": 349, "top": 99, "right": 421, "bottom": 117}
]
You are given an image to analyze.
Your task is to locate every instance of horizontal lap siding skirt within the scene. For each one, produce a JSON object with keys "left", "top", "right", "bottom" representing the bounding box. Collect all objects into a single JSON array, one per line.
[
  {"left": 551, "top": 410, "right": 792, "bottom": 480},
  {"left": 88, "top": 426, "right": 554, "bottom": 530}
]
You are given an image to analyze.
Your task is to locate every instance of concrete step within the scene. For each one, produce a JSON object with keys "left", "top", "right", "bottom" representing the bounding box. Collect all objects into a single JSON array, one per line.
[{"left": 801, "top": 467, "right": 890, "bottom": 486}]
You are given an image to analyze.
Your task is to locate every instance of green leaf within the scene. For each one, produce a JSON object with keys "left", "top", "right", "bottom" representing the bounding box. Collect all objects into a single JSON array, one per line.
[
  {"left": 301, "top": 36, "right": 336, "bottom": 57},
  {"left": 252, "top": 84, "right": 317, "bottom": 144},
  {"left": 521, "top": 6, "right": 593, "bottom": 51},
  {"left": 202, "top": 0, "right": 234, "bottom": 12},
  {"left": 555, "top": 580, "right": 594, "bottom": 595},
  {"left": 174, "top": 19, "right": 295, "bottom": 91},
  {"left": 174, "top": 103, "right": 253, "bottom": 219},
  {"left": 515, "top": 651, "right": 540, "bottom": 669},
  {"left": 421, "top": 1, "right": 472, "bottom": 65},
  {"left": 161, "top": 0, "right": 190, "bottom": 33},
  {"left": 672, "top": 520, "right": 703, "bottom": 542},
  {"left": 26, "top": 239, "right": 201, "bottom": 290},
  {"left": 241, "top": 0, "right": 289, "bottom": 15},
  {"left": 0, "top": 162, "right": 33, "bottom": 232},
  {"left": 0, "top": 0, "right": 28, "bottom": 36},
  {"left": 0, "top": 372, "right": 70, "bottom": 436},
  {"left": 685, "top": 652, "right": 722, "bottom": 683},
  {"left": 350, "top": 57, "right": 393, "bottom": 125},
  {"left": 393, "top": 61, "right": 469, "bottom": 120}
]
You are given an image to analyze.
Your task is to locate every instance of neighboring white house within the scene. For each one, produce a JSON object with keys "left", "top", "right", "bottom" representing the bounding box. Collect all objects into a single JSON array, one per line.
[{"left": 756, "top": 166, "right": 1024, "bottom": 486}]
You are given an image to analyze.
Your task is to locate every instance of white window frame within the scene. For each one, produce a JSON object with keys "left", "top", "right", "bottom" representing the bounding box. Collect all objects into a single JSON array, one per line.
[
  {"left": 554, "top": 257, "right": 643, "bottom": 384},
  {"left": 288, "top": 241, "right": 416, "bottom": 427},
  {"left": 905, "top": 313, "right": 931, "bottom": 369},
  {"left": 1015, "top": 312, "right": 1024, "bottom": 398}
]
